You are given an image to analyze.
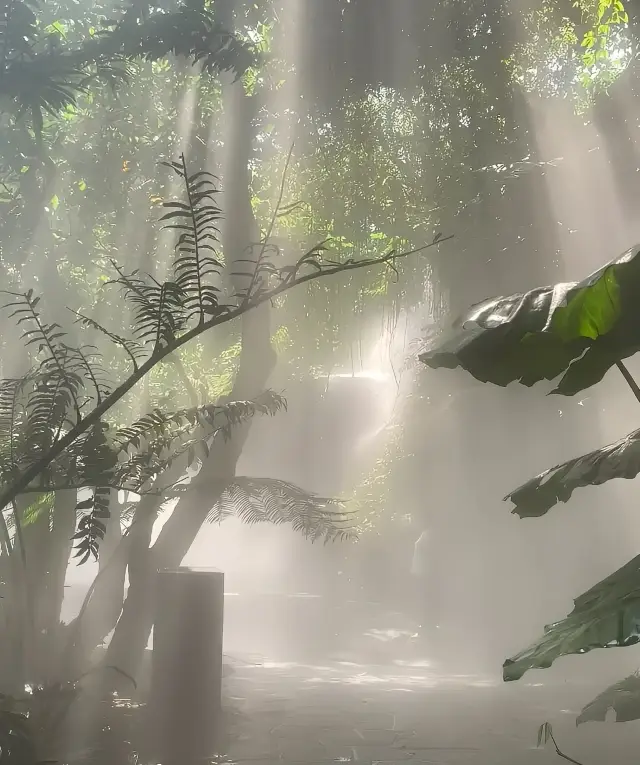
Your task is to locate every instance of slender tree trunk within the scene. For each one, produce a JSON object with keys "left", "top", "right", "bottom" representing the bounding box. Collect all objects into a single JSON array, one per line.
[
  {"left": 99, "top": 74, "right": 276, "bottom": 690},
  {"left": 38, "top": 491, "right": 76, "bottom": 683}
]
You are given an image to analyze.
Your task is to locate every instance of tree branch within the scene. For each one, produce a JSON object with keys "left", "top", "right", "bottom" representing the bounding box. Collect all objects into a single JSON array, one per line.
[{"left": 0, "top": 233, "right": 450, "bottom": 514}]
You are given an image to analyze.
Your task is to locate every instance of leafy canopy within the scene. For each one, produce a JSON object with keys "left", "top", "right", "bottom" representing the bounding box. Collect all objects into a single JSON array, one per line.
[{"left": 0, "top": 0, "right": 255, "bottom": 138}]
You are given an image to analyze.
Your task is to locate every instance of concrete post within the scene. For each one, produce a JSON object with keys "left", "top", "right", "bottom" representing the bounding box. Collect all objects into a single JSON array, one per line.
[{"left": 148, "top": 567, "right": 224, "bottom": 763}]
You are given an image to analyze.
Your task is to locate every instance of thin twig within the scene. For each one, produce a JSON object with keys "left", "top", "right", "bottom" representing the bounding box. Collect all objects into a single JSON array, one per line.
[
  {"left": 242, "top": 142, "right": 295, "bottom": 305},
  {"left": 548, "top": 729, "right": 585, "bottom": 765},
  {"left": 616, "top": 360, "right": 640, "bottom": 405}
]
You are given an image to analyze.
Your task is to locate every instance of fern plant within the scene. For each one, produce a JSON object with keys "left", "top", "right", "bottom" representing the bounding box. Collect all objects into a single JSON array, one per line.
[{"left": 0, "top": 153, "right": 449, "bottom": 562}]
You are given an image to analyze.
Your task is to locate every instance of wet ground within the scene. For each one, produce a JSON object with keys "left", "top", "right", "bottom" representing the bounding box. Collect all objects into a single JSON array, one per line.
[
  {"left": 223, "top": 656, "right": 639, "bottom": 765},
  {"left": 67, "top": 588, "right": 640, "bottom": 764}
]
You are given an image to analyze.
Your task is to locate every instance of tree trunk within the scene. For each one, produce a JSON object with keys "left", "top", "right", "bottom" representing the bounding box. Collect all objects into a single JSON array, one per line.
[
  {"left": 39, "top": 491, "right": 76, "bottom": 684},
  {"left": 99, "top": 75, "right": 276, "bottom": 690}
]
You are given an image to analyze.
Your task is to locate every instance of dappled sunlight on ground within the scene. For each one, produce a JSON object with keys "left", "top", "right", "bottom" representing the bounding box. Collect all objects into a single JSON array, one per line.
[
  {"left": 219, "top": 656, "right": 640, "bottom": 765},
  {"left": 240, "top": 658, "right": 500, "bottom": 691}
]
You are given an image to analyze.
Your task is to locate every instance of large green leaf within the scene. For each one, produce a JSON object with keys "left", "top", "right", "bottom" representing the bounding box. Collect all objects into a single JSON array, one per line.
[
  {"left": 506, "top": 427, "right": 640, "bottom": 518},
  {"left": 577, "top": 672, "right": 640, "bottom": 724},
  {"left": 503, "top": 553, "right": 640, "bottom": 681},
  {"left": 420, "top": 245, "right": 640, "bottom": 395}
]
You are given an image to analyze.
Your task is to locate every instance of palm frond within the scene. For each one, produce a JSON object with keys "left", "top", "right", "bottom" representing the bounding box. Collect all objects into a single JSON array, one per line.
[
  {"left": 2, "top": 59, "right": 88, "bottom": 117},
  {"left": 162, "top": 155, "right": 225, "bottom": 324},
  {"left": 0, "top": 0, "right": 39, "bottom": 66},
  {"left": 206, "top": 477, "right": 357, "bottom": 543}
]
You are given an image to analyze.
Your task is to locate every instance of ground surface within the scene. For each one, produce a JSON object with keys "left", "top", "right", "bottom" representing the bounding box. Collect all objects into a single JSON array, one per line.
[
  {"left": 68, "top": 588, "right": 640, "bottom": 765},
  {"left": 222, "top": 657, "right": 637, "bottom": 765}
]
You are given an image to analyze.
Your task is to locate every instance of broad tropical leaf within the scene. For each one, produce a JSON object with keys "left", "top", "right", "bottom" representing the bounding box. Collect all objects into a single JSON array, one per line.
[
  {"left": 503, "top": 552, "right": 640, "bottom": 681},
  {"left": 420, "top": 245, "right": 640, "bottom": 396},
  {"left": 577, "top": 672, "right": 640, "bottom": 724},
  {"left": 506, "top": 427, "right": 640, "bottom": 518}
]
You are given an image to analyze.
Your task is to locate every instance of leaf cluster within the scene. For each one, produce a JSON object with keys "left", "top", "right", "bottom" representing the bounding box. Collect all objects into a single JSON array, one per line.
[{"left": 0, "top": 0, "right": 254, "bottom": 138}]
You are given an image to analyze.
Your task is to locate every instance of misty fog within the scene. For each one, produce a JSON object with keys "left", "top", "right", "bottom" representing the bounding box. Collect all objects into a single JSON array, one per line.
[{"left": 5, "top": 0, "right": 640, "bottom": 763}]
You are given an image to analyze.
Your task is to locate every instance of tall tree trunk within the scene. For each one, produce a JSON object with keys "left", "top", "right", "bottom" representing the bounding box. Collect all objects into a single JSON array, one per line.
[{"left": 100, "top": 78, "right": 276, "bottom": 690}]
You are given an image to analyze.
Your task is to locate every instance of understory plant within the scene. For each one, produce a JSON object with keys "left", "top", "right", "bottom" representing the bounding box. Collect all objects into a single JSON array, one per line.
[
  {"left": 0, "top": 147, "right": 448, "bottom": 760},
  {"left": 421, "top": 244, "right": 640, "bottom": 755}
]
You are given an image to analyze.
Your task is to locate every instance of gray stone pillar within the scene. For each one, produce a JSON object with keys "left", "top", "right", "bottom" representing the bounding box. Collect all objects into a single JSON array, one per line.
[{"left": 148, "top": 567, "right": 224, "bottom": 763}]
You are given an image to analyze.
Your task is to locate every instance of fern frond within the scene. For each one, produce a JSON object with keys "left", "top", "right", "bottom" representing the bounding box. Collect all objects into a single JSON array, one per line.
[
  {"left": 206, "top": 477, "right": 357, "bottom": 543},
  {"left": 0, "top": 376, "right": 31, "bottom": 486},
  {"left": 64, "top": 394, "right": 285, "bottom": 559},
  {"left": 66, "top": 423, "right": 116, "bottom": 561},
  {"left": 2, "top": 290, "right": 82, "bottom": 423},
  {"left": 60, "top": 344, "right": 112, "bottom": 406},
  {"left": 72, "top": 486, "right": 110, "bottom": 563},
  {"left": 107, "top": 266, "right": 187, "bottom": 352},
  {"left": 162, "top": 155, "right": 224, "bottom": 324},
  {"left": 22, "top": 491, "right": 54, "bottom": 528},
  {"left": 61, "top": 421, "right": 117, "bottom": 486},
  {"left": 114, "top": 390, "right": 285, "bottom": 457}
]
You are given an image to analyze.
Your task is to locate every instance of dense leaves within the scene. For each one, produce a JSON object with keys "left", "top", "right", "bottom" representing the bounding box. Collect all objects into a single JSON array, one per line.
[
  {"left": 0, "top": 0, "right": 254, "bottom": 135},
  {"left": 503, "top": 551, "right": 640, "bottom": 681},
  {"left": 506, "top": 426, "right": 640, "bottom": 518},
  {"left": 420, "top": 245, "right": 640, "bottom": 396}
]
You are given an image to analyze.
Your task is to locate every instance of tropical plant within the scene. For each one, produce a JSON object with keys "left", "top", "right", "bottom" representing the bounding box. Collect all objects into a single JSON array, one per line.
[
  {"left": 1, "top": 154, "right": 443, "bottom": 524},
  {"left": 0, "top": 145, "right": 447, "bottom": 698},
  {"left": 420, "top": 243, "right": 640, "bottom": 725}
]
